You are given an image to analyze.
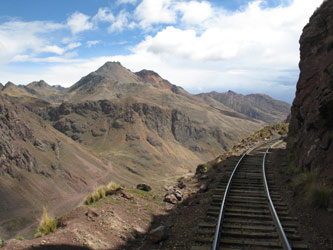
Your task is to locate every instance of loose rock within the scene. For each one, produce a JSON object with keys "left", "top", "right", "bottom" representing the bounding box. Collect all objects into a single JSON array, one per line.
[
  {"left": 85, "top": 208, "right": 99, "bottom": 221},
  {"left": 136, "top": 183, "right": 152, "bottom": 192},
  {"left": 149, "top": 225, "right": 168, "bottom": 243},
  {"left": 200, "top": 174, "right": 209, "bottom": 180},
  {"left": 174, "top": 189, "right": 183, "bottom": 201},
  {"left": 164, "top": 194, "right": 178, "bottom": 204},
  {"left": 120, "top": 191, "right": 134, "bottom": 200},
  {"left": 199, "top": 183, "right": 208, "bottom": 192},
  {"left": 177, "top": 181, "right": 186, "bottom": 189}
]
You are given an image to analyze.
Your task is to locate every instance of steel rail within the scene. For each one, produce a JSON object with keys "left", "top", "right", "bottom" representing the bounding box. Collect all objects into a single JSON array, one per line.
[
  {"left": 211, "top": 144, "right": 259, "bottom": 250},
  {"left": 263, "top": 141, "right": 292, "bottom": 250}
]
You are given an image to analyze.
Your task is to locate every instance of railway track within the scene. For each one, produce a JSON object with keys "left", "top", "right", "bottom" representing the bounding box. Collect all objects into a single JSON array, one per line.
[{"left": 192, "top": 141, "right": 308, "bottom": 250}]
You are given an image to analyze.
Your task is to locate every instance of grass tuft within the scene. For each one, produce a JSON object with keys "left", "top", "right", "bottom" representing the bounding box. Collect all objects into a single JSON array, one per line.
[
  {"left": 16, "top": 236, "right": 24, "bottom": 241},
  {"left": 34, "top": 207, "right": 57, "bottom": 238},
  {"left": 84, "top": 182, "right": 121, "bottom": 205},
  {"left": 292, "top": 171, "right": 333, "bottom": 208}
]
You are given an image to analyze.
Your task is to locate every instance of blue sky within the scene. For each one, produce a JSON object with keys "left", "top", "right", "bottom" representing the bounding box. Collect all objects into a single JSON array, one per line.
[{"left": 0, "top": 0, "right": 322, "bottom": 103}]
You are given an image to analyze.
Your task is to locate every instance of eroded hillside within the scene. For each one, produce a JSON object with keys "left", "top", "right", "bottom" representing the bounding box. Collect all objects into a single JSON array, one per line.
[{"left": 0, "top": 94, "right": 113, "bottom": 239}]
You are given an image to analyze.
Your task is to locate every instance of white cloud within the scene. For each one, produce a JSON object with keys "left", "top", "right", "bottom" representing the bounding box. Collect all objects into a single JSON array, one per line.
[
  {"left": 86, "top": 40, "right": 100, "bottom": 47},
  {"left": 135, "top": 0, "right": 322, "bottom": 66},
  {"left": 134, "top": 0, "right": 177, "bottom": 28},
  {"left": 67, "top": 12, "right": 93, "bottom": 34},
  {"left": 116, "top": 0, "right": 137, "bottom": 5},
  {"left": 0, "top": 0, "right": 323, "bottom": 103},
  {"left": 39, "top": 45, "right": 65, "bottom": 55},
  {"left": 175, "top": 1, "right": 213, "bottom": 25},
  {"left": 0, "top": 21, "right": 64, "bottom": 64},
  {"left": 108, "top": 10, "right": 130, "bottom": 32},
  {"left": 66, "top": 42, "right": 82, "bottom": 50},
  {"left": 93, "top": 8, "right": 115, "bottom": 23}
]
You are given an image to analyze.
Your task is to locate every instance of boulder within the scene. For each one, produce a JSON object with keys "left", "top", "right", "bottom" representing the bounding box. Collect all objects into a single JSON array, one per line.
[
  {"left": 120, "top": 191, "right": 134, "bottom": 200},
  {"left": 173, "top": 189, "right": 182, "bottom": 201},
  {"left": 149, "top": 226, "right": 168, "bottom": 243},
  {"left": 164, "top": 194, "right": 178, "bottom": 204},
  {"left": 85, "top": 208, "right": 99, "bottom": 221},
  {"left": 199, "top": 183, "right": 208, "bottom": 192},
  {"left": 136, "top": 183, "right": 152, "bottom": 192},
  {"left": 177, "top": 181, "right": 186, "bottom": 189}
]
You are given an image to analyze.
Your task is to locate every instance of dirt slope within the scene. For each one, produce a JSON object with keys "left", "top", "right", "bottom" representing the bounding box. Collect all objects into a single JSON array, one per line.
[{"left": 0, "top": 94, "right": 115, "bottom": 239}]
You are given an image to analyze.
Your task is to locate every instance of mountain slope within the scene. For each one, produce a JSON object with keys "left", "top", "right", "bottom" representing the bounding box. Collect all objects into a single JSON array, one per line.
[
  {"left": 0, "top": 94, "right": 115, "bottom": 239},
  {"left": 40, "top": 63, "right": 266, "bottom": 178},
  {"left": 0, "top": 61, "right": 289, "bottom": 239},
  {"left": 198, "top": 90, "right": 291, "bottom": 124}
]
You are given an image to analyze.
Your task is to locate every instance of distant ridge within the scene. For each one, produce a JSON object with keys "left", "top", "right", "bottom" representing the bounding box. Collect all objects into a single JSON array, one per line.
[{"left": 197, "top": 90, "right": 290, "bottom": 124}]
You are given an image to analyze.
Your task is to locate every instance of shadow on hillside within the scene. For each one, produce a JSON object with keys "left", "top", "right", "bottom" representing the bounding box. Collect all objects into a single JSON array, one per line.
[
  {"left": 27, "top": 245, "right": 91, "bottom": 250},
  {"left": 112, "top": 155, "right": 241, "bottom": 250}
]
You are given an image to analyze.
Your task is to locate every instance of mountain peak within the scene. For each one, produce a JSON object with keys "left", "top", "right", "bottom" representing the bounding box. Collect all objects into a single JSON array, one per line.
[
  {"left": 227, "top": 90, "right": 236, "bottom": 95},
  {"left": 27, "top": 80, "right": 50, "bottom": 89},
  {"left": 93, "top": 61, "right": 141, "bottom": 84}
]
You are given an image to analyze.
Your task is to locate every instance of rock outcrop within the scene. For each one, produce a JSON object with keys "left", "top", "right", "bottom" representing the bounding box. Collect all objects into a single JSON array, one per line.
[
  {"left": 0, "top": 95, "right": 36, "bottom": 177},
  {"left": 288, "top": 0, "right": 333, "bottom": 181}
]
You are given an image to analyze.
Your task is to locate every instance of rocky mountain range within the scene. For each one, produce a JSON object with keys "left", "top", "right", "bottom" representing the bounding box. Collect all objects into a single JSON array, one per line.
[
  {"left": 0, "top": 61, "right": 290, "bottom": 238},
  {"left": 198, "top": 90, "right": 290, "bottom": 124}
]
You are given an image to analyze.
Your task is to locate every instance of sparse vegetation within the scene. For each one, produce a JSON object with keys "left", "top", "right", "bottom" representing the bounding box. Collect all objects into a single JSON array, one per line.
[
  {"left": 84, "top": 182, "right": 120, "bottom": 205},
  {"left": 230, "top": 123, "right": 289, "bottom": 153},
  {"left": 16, "top": 236, "right": 24, "bottom": 240},
  {"left": 0, "top": 239, "right": 3, "bottom": 247},
  {"left": 292, "top": 171, "right": 333, "bottom": 208},
  {"left": 177, "top": 176, "right": 185, "bottom": 182},
  {"left": 195, "top": 164, "right": 209, "bottom": 175},
  {"left": 34, "top": 207, "right": 57, "bottom": 238},
  {"left": 127, "top": 188, "right": 151, "bottom": 200}
]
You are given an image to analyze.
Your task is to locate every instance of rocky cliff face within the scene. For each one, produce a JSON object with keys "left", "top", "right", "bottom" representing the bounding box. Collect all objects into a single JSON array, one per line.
[
  {"left": 0, "top": 95, "right": 36, "bottom": 177},
  {"left": 288, "top": 0, "right": 333, "bottom": 181},
  {"left": 42, "top": 98, "right": 245, "bottom": 180}
]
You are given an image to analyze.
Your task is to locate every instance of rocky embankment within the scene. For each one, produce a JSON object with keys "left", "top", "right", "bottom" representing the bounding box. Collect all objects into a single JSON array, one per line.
[{"left": 288, "top": 0, "right": 333, "bottom": 183}]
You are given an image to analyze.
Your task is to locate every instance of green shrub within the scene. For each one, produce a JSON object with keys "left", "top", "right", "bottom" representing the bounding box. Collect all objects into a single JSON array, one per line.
[
  {"left": 34, "top": 207, "right": 57, "bottom": 238},
  {"left": 16, "top": 236, "right": 24, "bottom": 241},
  {"left": 196, "top": 164, "right": 208, "bottom": 175}
]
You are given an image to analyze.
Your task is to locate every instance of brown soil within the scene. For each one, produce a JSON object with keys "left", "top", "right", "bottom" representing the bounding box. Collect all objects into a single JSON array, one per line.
[
  {"left": 268, "top": 142, "right": 333, "bottom": 250},
  {"left": 3, "top": 141, "right": 332, "bottom": 250},
  {"left": 1, "top": 171, "right": 215, "bottom": 250}
]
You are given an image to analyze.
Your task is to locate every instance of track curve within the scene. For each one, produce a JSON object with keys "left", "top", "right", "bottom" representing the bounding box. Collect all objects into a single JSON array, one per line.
[{"left": 192, "top": 141, "right": 308, "bottom": 250}]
